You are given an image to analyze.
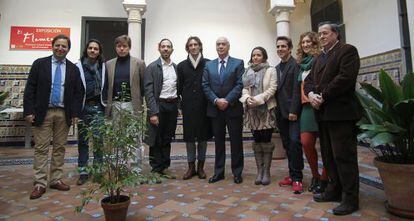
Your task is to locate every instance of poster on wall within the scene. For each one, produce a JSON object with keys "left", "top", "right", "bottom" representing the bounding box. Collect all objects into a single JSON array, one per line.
[{"left": 9, "top": 26, "right": 70, "bottom": 50}]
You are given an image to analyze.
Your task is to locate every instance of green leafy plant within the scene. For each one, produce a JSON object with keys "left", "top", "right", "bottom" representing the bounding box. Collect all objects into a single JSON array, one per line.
[
  {"left": 357, "top": 70, "right": 414, "bottom": 164},
  {"left": 75, "top": 86, "right": 160, "bottom": 212}
]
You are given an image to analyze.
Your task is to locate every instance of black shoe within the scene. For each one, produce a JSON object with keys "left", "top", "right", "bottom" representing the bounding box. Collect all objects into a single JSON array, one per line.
[
  {"left": 308, "top": 177, "right": 319, "bottom": 192},
  {"left": 234, "top": 176, "right": 243, "bottom": 184},
  {"left": 333, "top": 202, "right": 359, "bottom": 215},
  {"left": 313, "top": 192, "right": 342, "bottom": 202},
  {"left": 208, "top": 174, "right": 225, "bottom": 183},
  {"left": 77, "top": 174, "right": 89, "bottom": 186},
  {"left": 313, "top": 179, "right": 328, "bottom": 194}
]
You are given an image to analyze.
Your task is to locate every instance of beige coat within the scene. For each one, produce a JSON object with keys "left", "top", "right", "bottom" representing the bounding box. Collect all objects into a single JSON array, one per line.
[
  {"left": 104, "top": 56, "right": 146, "bottom": 116},
  {"left": 239, "top": 67, "right": 277, "bottom": 109}
]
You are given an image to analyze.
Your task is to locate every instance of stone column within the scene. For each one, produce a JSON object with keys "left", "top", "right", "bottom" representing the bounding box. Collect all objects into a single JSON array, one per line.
[
  {"left": 123, "top": 0, "right": 147, "bottom": 59},
  {"left": 269, "top": 0, "right": 295, "bottom": 37}
]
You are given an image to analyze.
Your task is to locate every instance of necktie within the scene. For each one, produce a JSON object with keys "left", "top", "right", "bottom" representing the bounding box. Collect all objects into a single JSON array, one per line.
[
  {"left": 51, "top": 62, "right": 62, "bottom": 106},
  {"left": 219, "top": 60, "right": 225, "bottom": 83}
]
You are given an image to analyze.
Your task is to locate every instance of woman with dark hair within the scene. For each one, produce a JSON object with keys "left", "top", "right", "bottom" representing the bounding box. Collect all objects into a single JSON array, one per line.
[
  {"left": 240, "top": 46, "right": 277, "bottom": 185},
  {"left": 75, "top": 39, "right": 105, "bottom": 185},
  {"left": 296, "top": 32, "right": 328, "bottom": 193}
]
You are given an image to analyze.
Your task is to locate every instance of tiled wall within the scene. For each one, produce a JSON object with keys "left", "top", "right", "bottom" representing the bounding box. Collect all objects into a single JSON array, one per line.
[{"left": 358, "top": 49, "right": 403, "bottom": 86}]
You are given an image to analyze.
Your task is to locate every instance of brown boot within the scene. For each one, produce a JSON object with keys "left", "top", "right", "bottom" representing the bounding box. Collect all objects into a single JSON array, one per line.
[
  {"left": 183, "top": 162, "right": 196, "bottom": 180},
  {"left": 197, "top": 161, "right": 206, "bottom": 179},
  {"left": 262, "top": 142, "right": 275, "bottom": 185},
  {"left": 252, "top": 143, "right": 264, "bottom": 185}
]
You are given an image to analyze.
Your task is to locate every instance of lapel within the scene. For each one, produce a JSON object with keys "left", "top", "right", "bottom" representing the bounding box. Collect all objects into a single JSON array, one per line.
[
  {"left": 129, "top": 57, "right": 137, "bottom": 88},
  {"left": 315, "top": 42, "right": 341, "bottom": 77},
  {"left": 210, "top": 59, "right": 220, "bottom": 84},
  {"left": 277, "top": 56, "right": 293, "bottom": 89},
  {"left": 64, "top": 60, "right": 70, "bottom": 94},
  {"left": 45, "top": 56, "right": 52, "bottom": 88}
]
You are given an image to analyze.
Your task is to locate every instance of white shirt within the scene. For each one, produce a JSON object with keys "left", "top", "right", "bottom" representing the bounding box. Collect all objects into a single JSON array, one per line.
[
  {"left": 159, "top": 58, "right": 177, "bottom": 99},
  {"left": 217, "top": 55, "right": 229, "bottom": 74}
]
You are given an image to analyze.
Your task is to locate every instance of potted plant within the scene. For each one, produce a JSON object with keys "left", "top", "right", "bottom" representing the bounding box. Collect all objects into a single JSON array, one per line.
[
  {"left": 357, "top": 70, "right": 414, "bottom": 218},
  {"left": 75, "top": 96, "right": 160, "bottom": 221}
]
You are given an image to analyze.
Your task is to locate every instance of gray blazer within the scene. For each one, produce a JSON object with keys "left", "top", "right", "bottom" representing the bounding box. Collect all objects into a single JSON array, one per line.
[{"left": 144, "top": 58, "right": 178, "bottom": 146}]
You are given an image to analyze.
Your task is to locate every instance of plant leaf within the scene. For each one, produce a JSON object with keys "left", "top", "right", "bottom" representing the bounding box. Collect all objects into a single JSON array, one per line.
[
  {"left": 393, "top": 99, "right": 414, "bottom": 125},
  {"left": 359, "top": 82, "right": 383, "bottom": 103},
  {"left": 357, "top": 130, "right": 379, "bottom": 141},
  {"left": 379, "top": 69, "right": 402, "bottom": 107},
  {"left": 402, "top": 72, "right": 414, "bottom": 99},
  {"left": 370, "top": 132, "right": 394, "bottom": 147}
]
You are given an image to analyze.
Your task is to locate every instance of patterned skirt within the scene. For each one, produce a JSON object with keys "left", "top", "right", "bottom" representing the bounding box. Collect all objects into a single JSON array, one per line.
[{"left": 244, "top": 107, "right": 276, "bottom": 131}]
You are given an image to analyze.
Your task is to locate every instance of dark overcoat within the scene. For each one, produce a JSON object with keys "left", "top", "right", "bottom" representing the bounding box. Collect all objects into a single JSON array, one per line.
[
  {"left": 177, "top": 56, "right": 212, "bottom": 142},
  {"left": 304, "top": 42, "right": 363, "bottom": 121}
]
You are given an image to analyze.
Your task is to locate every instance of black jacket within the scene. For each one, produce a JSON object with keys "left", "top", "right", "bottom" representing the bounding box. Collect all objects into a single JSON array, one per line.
[{"left": 23, "top": 56, "right": 84, "bottom": 127}]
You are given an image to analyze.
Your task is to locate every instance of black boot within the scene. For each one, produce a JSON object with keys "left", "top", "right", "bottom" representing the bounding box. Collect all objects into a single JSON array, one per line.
[{"left": 308, "top": 177, "right": 319, "bottom": 192}]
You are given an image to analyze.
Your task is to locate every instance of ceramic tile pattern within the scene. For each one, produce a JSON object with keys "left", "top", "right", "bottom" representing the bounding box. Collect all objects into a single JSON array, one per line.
[{"left": 0, "top": 141, "right": 410, "bottom": 221}]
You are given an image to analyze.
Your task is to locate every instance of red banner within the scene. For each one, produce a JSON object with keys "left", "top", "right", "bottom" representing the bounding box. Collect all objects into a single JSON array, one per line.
[{"left": 10, "top": 26, "right": 71, "bottom": 50}]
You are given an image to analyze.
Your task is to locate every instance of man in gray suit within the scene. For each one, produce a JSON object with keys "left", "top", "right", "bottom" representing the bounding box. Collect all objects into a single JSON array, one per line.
[{"left": 144, "top": 38, "right": 178, "bottom": 179}]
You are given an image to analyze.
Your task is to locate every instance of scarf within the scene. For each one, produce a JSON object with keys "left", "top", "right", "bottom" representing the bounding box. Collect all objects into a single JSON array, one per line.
[
  {"left": 298, "top": 55, "right": 313, "bottom": 81},
  {"left": 189, "top": 53, "right": 202, "bottom": 69},
  {"left": 242, "top": 62, "right": 270, "bottom": 113}
]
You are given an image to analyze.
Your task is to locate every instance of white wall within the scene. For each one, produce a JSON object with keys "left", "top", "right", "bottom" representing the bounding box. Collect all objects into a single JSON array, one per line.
[
  {"left": 143, "top": 0, "right": 277, "bottom": 65},
  {"left": 289, "top": 1, "right": 312, "bottom": 59},
  {"left": 0, "top": 0, "right": 126, "bottom": 65},
  {"left": 342, "top": 0, "right": 400, "bottom": 58},
  {"left": 0, "top": 0, "right": 278, "bottom": 66},
  {"left": 407, "top": 0, "right": 414, "bottom": 71}
]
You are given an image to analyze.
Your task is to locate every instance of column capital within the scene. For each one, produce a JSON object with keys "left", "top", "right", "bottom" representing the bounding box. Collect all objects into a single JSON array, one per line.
[
  {"left": 268, "top": 0, "right": 295, "bottom": 17},
  {"left": 123, "top": 0, "right": 147, "bottom": 23}
]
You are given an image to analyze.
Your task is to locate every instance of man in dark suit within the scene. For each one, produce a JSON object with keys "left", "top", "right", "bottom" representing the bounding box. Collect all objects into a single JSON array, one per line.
[
  {"left": 202, "top": 37, "right": 244, "bottom": 184},
  {"left": 305, "top": 22, "right": 362, "bottom": 215},
  {"left": 24, "top": 35, "right": 84, "bottom": 199},
  {"left": 275, "top": 36, "right": 304, "bottom": 194},
  {"left": 144, "top": 38, "right": 178, "bottom": 180}
]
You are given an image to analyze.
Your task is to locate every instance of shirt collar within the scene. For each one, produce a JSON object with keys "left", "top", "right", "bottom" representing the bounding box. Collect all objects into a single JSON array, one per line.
[
  {"left": 52, "top": 56, "right": 66, "bottom": 64},
  {"left": 161, "top": 57, "right": 173, "bottom": 66},
  {"left": 322, "top": 40, "right": 339, "bottom": 54},
  {"left": 219, "top": 56, "right": 229, "bottom": 63}
]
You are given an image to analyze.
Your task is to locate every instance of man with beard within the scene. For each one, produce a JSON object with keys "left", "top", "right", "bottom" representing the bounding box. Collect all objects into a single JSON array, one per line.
[
  {"left": 177, "top": 36, "right": 212, "bottom": 180},
  {"left": 144, "top": 38, "right": 179, "bottom": 179}
]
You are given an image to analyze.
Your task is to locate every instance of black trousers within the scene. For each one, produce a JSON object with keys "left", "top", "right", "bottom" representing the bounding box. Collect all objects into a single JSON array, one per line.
[
  {"left": 149, "top": 101, "right": 178, "bottom": 172},
  {"left": 211, "top": 112, "right": 244, "bottom": 177},
  {"left": 252, "top": 128, "right": 273, "bottom": 143},
  {"left": 319, "top": 121, "right": 359, "bottom": 204},
  {"left": 277, "top": 116, "right": 304, "bottom": 181}
]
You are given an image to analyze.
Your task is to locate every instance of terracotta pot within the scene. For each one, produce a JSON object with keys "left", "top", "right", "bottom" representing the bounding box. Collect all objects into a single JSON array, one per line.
[
  {"left": 271, "top": 133, "right": 286, "bottom": 160},
  {"left": 374, "top": 157, "right": 414, "bottom": 219},
  {"left": 101, "top": 195, "right": 131, "bottom": 221}
]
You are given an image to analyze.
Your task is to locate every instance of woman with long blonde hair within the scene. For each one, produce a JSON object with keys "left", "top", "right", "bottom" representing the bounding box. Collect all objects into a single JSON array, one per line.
[{"left": 296, "top": 32, "right": 328, "bottom": 193}]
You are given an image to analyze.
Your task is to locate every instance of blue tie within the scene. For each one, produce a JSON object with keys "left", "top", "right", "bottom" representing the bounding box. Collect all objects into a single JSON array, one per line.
[
  {"left": 51, "top": 62, "right": 62, "bottom": 106},
  {"left": 219, "top": 60, "right": 225, "bottom": 83}
]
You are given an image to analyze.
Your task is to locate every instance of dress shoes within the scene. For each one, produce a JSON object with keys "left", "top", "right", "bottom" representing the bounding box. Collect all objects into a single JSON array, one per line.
[
  {"left": 50, "top": 180, "right": 70, "bottom": 191},
  {"left": 234, "top": 176, "right": 243, "bottom": 184},
  {"left": 313, "top": 192, "right": 342, "bottom": 203},
  {"left": 77, "top": 174, "right": 89, "bottom": 185},
  {"left": 208, "top": 174, "right": 225, "bottom": 183},
  {"left": 29, "top": 186, "right": 46, "bottom": 200},
  {"left": 333, "top": 202, "right": 359, "bottom": 215}
]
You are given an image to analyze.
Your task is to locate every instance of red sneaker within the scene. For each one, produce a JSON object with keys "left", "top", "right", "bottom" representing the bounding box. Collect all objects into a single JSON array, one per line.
[
  {"left": 278, "top": 176, "right": 293, "bottom": 186},
  {"left": 292, "top": 181, "right": 303, "bottom": 194}
]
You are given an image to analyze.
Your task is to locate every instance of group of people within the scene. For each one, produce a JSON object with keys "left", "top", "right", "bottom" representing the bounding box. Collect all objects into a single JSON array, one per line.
[{"left": 23, "top": 21, "right": 362, "bottom": 216}]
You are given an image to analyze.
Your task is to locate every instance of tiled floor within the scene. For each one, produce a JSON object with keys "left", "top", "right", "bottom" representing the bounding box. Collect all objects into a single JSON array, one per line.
[{"left": 0, "top": 141, "right": 409, "bottom": 221}]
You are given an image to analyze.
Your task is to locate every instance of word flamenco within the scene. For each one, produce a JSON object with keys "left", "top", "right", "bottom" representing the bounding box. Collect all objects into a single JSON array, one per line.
[{"left": 22, "top": 32, "right": 53, "bottom": 43}]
